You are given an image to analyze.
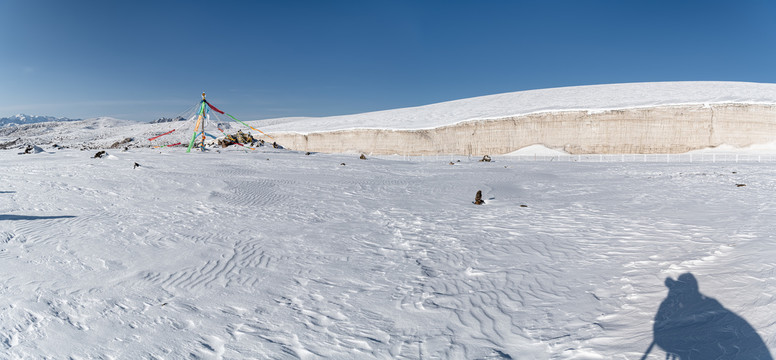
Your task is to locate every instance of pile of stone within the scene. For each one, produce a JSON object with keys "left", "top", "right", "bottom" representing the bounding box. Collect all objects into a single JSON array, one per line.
[
  {"left": 217, "top": 130, "right": 256, "bottom": 148},
  {"left": 110, "top": 137, "right": 134, "bottom": 149}
]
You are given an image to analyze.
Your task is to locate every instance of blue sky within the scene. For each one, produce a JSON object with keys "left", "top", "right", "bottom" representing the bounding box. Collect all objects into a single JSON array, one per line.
[{"left": 1, "top": 0, "right": 775, "bottom": 122}]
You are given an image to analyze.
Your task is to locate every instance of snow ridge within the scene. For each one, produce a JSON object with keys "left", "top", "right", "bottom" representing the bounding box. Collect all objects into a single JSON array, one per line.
[
  {"left": 0, "top": 114, "right": 80, "bottom": 127},
  {"left": 257, "top": 81, "right": 776, "bottom": 133}
]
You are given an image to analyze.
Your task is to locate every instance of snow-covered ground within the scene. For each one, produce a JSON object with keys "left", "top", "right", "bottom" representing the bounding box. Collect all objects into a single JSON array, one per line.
[
  {"left": 1, "top": 146, "right": 774, "bottom": 359},
  {"left": 2, "top": 81, "right": 775, "bottom": 358}
]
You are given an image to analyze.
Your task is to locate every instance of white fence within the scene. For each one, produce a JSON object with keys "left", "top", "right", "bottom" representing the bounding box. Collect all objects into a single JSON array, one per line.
[
  {"left": 503, "top": 153, "right": 776, "bottom": 163},
  {"left": 372, "top": 153, "right": 776, "bottom": 163}
]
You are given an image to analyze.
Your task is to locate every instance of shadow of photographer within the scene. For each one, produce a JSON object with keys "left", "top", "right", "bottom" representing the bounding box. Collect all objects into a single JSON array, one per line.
[{"left": 643, "top": 273, "right": 771, "bottom": 359}]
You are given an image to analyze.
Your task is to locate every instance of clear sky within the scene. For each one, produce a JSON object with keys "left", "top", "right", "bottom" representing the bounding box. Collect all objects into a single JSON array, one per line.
[{"left": 1, "top": 0, "right": 775, "bottom": 122}]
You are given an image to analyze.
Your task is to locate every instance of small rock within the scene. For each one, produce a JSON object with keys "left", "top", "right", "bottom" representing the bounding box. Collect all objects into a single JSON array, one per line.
[
  {"left": 133, "top": 162, "right": 141, "bottom": 169},
  {"left": 93, "top": 151, "right": 107, "bottom": 158},
  {"left": 360, "top": 154, "right": 367, "bottom": 160},
  {"left": 16, "top": 145, "right": 43, "bottom": 154},
  {"left": 473, "top": 190, "right": 484, "bottom": 205},
  {"left": 479, "top": 155, "right": 492, "bottom": 162},
  {"left": 736, "top": 184, "right": 746, "bottom": 187},
  {"left": 340, "top": 163, "right": 346, "bottom": 166}
]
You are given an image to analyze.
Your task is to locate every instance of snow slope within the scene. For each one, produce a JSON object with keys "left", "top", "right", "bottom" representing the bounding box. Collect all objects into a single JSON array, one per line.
[
  {"left": 256, "top": 81, "right": 776, "bottom": 133},
  {"left": 0, "top": 147, "right": 774, "bottom": 359}
]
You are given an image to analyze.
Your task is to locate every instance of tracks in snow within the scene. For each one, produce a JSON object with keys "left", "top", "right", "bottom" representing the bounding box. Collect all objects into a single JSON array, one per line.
[{"left": 2, "top": 151, "right": 775, "bottom": 358}]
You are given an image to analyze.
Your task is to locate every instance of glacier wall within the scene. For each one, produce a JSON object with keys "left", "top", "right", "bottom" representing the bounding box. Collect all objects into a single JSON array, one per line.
[{"left": 267, "top": 103, "right": 776, "bottom": 155}]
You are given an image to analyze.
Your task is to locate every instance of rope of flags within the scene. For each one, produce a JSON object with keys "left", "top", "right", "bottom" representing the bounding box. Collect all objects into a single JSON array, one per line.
[{"left": 146, "top": 92, "right": 272, "bottom": 152}]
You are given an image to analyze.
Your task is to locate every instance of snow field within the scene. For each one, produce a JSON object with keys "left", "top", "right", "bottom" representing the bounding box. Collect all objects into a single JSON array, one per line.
[{"left": 0, "top": 148, "right": 773, "bottom": 359}]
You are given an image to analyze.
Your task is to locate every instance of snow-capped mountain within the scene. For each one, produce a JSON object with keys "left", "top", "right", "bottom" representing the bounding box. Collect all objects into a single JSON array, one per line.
[
  {"left": 149, "top": 116, "right": 186, "bottom": 124},
  {"left": 0, "top": 114, "right": 80, "bottom": 127}
]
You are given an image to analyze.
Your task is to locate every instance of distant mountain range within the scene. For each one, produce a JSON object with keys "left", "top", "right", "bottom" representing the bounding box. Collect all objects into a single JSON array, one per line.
[
  {"left": 0, "top": 114, "right": 81, "bottom": 127},
  {"left": 149, "top": 116, "right": 186, "bottom": 124}
]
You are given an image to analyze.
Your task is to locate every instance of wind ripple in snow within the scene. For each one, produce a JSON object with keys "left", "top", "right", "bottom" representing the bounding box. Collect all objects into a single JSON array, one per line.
[
  {"left": 1, "top": 150, "right": 775, "bottom": 358},
  {"left": 140, "top": 239, "right": 275, "bottom": 291}
]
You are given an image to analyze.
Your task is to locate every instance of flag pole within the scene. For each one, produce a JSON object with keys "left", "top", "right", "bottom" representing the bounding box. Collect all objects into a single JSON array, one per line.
[{"left": 186, "top": 93, "right": 206, "bottom": 153}]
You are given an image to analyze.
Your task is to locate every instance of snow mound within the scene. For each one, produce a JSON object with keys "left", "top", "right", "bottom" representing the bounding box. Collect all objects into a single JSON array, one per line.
[
  {"left": 505, "top": 144, "right": 569, "bottom": 156},
  {"left": 688, "top": 141, "right": 776, "bottom": 154}
]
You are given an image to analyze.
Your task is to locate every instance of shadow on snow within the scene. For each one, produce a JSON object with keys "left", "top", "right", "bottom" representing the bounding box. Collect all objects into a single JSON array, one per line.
[
  {"left": 643, "top": 272, "right": 772, "bottom": 360},
  {"left": 0, "top": 215, "right": 76, "bottom": 221}
]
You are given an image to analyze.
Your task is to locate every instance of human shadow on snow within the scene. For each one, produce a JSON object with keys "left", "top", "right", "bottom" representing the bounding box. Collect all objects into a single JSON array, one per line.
[
  {"left": 643, "top": 273, "right": 772, "bottom": 360},
  {"left": 0, "top": 215, "right": 76, "bottom": 221}
]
